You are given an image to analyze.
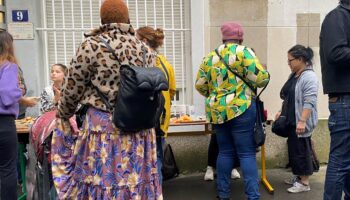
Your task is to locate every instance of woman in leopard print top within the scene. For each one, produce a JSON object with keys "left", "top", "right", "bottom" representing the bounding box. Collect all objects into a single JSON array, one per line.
[{"left": 51, "top": 0, "right": 163, "bottom": 199}]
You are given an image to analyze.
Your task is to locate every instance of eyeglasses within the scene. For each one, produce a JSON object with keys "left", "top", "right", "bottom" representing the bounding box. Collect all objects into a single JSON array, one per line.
[{"left": 288, "top": 58, "right": 297, "bottom": 64}]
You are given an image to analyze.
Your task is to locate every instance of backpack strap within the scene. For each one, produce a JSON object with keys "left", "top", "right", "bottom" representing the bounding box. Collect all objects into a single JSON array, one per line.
[
  {"left": 158, "top": 56, "right": 169, "bottom": 82},
  {"left": 142, "top": 46, "right": 147, "bottom": 67},
  {"left": 214, "top": 48, "right": 269, "bottom": 98},
  {"left": 99, "top": 37, "right": 121, "bottom": 65},
  {"left": 85, "top": 37, "right": 118, "bottom": 111},
  {"left": 99, "top": 36, "right": 148, "bottom": 68}
]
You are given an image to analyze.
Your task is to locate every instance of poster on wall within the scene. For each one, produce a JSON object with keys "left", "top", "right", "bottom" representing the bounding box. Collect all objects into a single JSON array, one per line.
[{"left": 7, "top": 22, "right": 34, "bottom": 40}]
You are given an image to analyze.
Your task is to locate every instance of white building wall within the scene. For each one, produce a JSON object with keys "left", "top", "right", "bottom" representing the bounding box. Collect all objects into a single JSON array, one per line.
[
  {"left": 4, "top": 0, "right": 340, "bottom": 119},
  {"left": 5, "top": 0, "right": 45, "bottom": 116},
  {"left": 191, "top": 0, "right": 209, "bottom": 116},
  {"left": 266, "top": 0, "right": 338, "bottom": 119},
  {"left": 205, "top": 0, "right": 338, "bottom": 120}
]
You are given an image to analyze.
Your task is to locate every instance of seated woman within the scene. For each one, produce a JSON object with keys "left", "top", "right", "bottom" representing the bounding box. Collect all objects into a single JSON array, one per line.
[
  {"left": 34, "top": 63, "right": 75, "bottom": 159},
  {"left": 40, "top": 64, "right": 67, "bottom": 114},
  {"left": 27, "top": 64, "right": 77, "bottom": 199}
]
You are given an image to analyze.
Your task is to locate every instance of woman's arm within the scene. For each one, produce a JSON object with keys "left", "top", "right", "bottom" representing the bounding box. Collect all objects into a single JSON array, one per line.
[
  {"left": 0, "top": 64, "right": 22, "bottom": 106},
  {"left": 19, "top": 97, "right": 39, "bottom": 107},
  {"left": 195, "top": 58, "right": 210, "bottom": 97},
  {"left": 226, "top": 46, "right": 270, "bottom": 89},
  {"left": 296, "top": 108, "right": 312, "bottom": 135},
  {"left": 58, "top": 40, "right": 92, "bottom": 119},
  {"left": 161, "top": 56, "right": 177, "bottom": 99},
  {"left": 296, "top": 72, "right": 319, "bottom": 134},
  {"left": 240, "top": 47, "right": 270, "bottom": 88}
]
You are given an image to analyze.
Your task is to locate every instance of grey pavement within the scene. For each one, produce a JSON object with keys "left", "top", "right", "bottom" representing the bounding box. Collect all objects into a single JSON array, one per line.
[{"left": 163, "top": 166, "right": 327, "bottom": 200}]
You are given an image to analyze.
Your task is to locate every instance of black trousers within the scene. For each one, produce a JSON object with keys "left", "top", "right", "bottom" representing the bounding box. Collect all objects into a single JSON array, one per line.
[
  {"left": 287, "top": 127, "right": 313, "bottom": 176},
  {"left": 207, "top": 133, "right": 239, "bottom": 168},
  {"left": 0, "top": 115, "right": 18, "bottom": 200},
  {"left": 208, "top": 134, "right": 219, "bottom": 167}
]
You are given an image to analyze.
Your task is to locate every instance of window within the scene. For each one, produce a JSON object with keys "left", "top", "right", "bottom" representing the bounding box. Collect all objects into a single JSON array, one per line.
[{"left": 37, "top": 0, "right": 192, "bottom": 105}]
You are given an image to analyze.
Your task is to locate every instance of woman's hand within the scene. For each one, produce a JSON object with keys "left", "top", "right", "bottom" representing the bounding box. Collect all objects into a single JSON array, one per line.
[
  {"left": 20, "top": 96, "right": 39, "bottom": 107},
  {"left": 274, "top": 111, "right": 281, "bottom": 120},
  {"left": 296, "top": 120, "right": 306, "bottom": 135},
  {"left": 53, "top": 86, "right": 61, "bottom": 103}
]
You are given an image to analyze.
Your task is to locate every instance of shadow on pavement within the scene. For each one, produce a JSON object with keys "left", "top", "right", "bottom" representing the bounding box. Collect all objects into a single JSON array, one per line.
[{"left": 163, "top": 166, "right": 326, "bottom": 200}]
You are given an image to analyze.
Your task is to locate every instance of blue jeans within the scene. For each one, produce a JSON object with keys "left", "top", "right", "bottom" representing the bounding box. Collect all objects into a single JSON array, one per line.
[
  {"left": 324, "top": 95, "right": 350, "bottom": 200},
  {"left": 214, "top": 102, "right": 260, "bottom": 200}
]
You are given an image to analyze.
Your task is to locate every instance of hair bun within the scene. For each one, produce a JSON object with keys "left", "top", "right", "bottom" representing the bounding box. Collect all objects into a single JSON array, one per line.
[
  {"left": 155, "top": 28, "right": 164, "bottom": 40},
  {"left": 306, "top": 47, "right": 314, "bottom": 61}
]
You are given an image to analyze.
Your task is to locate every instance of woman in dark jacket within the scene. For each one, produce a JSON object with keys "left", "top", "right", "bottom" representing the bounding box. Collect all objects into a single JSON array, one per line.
[{"left": 51, "top": 0, "right": 162, "bottom": 199}]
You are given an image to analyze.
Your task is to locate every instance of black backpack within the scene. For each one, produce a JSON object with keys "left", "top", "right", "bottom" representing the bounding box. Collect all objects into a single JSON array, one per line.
[
  {"left": 99, "top": 37, "right": 168, "bottom": 132},
  {"left": 162, "top": 142, "right": 179, "bottom": 180}
]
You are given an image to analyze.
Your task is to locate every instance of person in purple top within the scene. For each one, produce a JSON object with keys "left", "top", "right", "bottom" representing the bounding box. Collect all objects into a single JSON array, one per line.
[{"left": 0, "top": 30, "right": 22, "bottom": 200}]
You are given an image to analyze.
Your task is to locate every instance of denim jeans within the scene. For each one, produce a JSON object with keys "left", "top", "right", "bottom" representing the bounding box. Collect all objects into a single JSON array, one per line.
[
  {"left": 214, "top": 102, "right": 259, "bottom": 200},
  {"left": 324, "top": 95, "right": 350, "bottom": 200},
  {"left": 156, "top": 136, "right": 164, "bottom": 185}
]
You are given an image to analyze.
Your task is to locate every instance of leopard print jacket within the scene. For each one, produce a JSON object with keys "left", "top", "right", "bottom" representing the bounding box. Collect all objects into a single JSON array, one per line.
[{"left": 58, "top": 23, "right": 156, "bottom": 119}]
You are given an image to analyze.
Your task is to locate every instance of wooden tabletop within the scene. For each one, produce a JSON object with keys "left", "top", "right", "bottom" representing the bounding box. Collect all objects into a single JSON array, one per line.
[
  {"left": 15, "top": 120, "right": 211, "bottom": 135},
  {"left": 16, "top": 125, "right": 30, "bottom": 134},
  {"left": 15, "top": 119, "right": 32, "bottom": 134},
  {"left": 169, "top": 120, "right": 207, "bottom": 126},
  {"left": 168, "top": 120, "right": 212, "bottom": 136}
]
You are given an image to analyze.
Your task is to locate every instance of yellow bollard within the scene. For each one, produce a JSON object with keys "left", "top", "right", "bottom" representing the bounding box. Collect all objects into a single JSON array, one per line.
[{"left": 261, "top": 144, "right": 274, "bottom": 194}]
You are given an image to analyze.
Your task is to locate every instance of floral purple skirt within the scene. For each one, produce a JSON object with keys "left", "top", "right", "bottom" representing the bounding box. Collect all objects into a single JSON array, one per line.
[{"left": 51, "top": 107, "right": 163, "bottom": 200}]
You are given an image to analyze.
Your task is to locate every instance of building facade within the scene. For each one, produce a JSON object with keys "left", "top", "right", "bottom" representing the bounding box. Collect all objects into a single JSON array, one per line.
[{"left": 2, "top": 0, "right": 337, "bottom": 119}]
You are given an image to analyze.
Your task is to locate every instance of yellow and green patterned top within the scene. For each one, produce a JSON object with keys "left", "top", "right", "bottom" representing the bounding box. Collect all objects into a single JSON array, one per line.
[{"left": 195, "top": 43, "right": 270, "bottom": 124}]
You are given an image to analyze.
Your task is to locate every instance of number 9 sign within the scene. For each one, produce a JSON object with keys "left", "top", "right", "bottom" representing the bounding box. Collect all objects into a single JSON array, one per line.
[
  {"left": 16, "top": 12, "right": 23, "bottom": 21},
  {"left": 12, "top": 10, "right": 29, "bottom": 22}
]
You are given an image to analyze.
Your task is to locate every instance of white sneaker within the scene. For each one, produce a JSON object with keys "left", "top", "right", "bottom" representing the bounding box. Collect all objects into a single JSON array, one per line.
[
  {"left": 287, "top": 181, "right": 311, "bottom": 193},
  {"left": 204, "top": 166, "right": 214, "bottom": 181},
  {"left": 231, "top": 168, "right": 241, "bottom": 180},
  {"left": 284, "top": 175, "right": 299, "bottom": 185}
]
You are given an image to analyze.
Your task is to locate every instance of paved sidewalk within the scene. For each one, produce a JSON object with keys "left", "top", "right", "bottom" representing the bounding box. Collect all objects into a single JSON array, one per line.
[{"left": 163, "top": 166, "right": 327, "bottom": 200}]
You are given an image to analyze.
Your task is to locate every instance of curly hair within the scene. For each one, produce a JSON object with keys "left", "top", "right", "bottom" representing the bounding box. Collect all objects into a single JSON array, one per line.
[
  {"left": 137, "top": 26, "right": 165, "bottom": 50},
  {"left": 100, "top": 0, "right": 129, "bottom": 24}
]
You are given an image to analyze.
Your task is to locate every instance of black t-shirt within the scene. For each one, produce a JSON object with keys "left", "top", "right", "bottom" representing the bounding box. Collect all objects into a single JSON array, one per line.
[{"left": 280, "top": 74, "right": 298, "bottom": 127}]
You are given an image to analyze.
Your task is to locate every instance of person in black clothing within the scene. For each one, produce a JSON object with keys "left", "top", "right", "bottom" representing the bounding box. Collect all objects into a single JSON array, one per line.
[
  {"left": 320, "top": 0, "right": 350, "bottom": 199},
  {"left": 275, "top": 45, "right": 319, "bottom": 193}
]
